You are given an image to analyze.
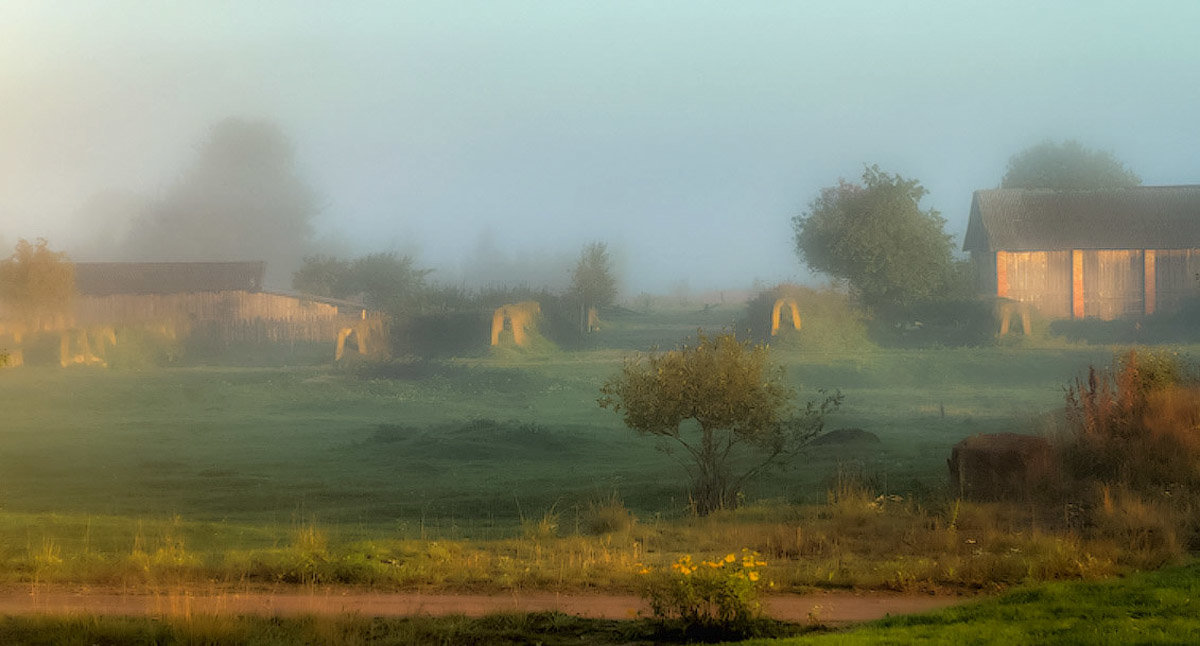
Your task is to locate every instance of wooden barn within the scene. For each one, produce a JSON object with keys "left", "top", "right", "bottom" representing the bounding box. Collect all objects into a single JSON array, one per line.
[
  {"left": 72, "top": 261, "right": 348, "bottom": 342},
  {"left": 1, "top": 261, "right": 376, "bottom": 366},
  {"left": 963, "top": 186, "right": 1200, "bottom": 320}
]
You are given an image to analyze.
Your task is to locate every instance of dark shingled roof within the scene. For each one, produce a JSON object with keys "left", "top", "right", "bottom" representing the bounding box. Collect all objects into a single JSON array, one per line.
[
  {"left": 74, "top": 261, "right": 265, "bottom": 296},
  {"left": 963, "top": 186, "right": 1200, "bottom": 253}
]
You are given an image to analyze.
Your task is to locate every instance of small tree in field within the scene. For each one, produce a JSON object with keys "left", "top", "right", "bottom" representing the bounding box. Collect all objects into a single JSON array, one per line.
[
  {"left": 569, "top": 242, "right": 617, "bottom": 333},
  {"left": 0, "top": 238, "right": 76, "bottom": 327},
  {"left": 598, "top": 332, "right": 840, "bottom": 515}
]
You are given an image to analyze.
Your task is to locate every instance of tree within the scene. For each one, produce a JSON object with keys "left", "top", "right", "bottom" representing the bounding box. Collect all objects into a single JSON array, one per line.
[
  {"left": 0, "top": 238, "right": 76, "bottom": 327},
  {"left": 291, "top": 252, "right": 432, "bottom": 316},
  {"left": 292, "top": 255, "right": 352, "bottom": 298},
  {"left": 793, "top": 165, "right": 955, "bottom": 315},
  {"left": 123, "top": 118, "right": 319, "bottom": 287},
  {"left": 598, "top": 332, "right": 840, "bottom": 516},
  {"left": 569, "top": 242, "right": 617, "bottom": 333},
  {"left": 1001, "top": 139, "right": 1141, "bottom": 190},
  {"left": 348, "top": 252, "right": 433, "bottom": 315}
]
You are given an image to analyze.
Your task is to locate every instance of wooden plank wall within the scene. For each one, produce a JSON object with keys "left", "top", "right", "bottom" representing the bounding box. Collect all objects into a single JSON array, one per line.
[
  {"left": 986, "top": 247, "right": 1200, "bottom": 322},
  {"left": 1000, "top": 251, "right": 1072, "bottom": 318},
  {"left": 1154, "top": 250, "right": 1200, "bottom": 313},
  {"left": 1082, "top": 250, "right": 1144, "bottom": 320},
  {"left": 73, "top": 291, "right": 347, "bottom": 342}
]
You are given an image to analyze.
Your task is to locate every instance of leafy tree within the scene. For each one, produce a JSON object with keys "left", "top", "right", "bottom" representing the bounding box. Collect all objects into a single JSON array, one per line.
[
  {"left": 348, "top": 252, "right": 433, "bottom": 315},
  {"left": 569, "top": 242, "right": 617, "bottom": 333},
  {"left": 292, "top": 255, "right": 352, "bottom": 298},
  {"left": 291, "top": 252, "right": 431, "bottom": 316},
  {"left": 793, "top": 165, "right": 955, "bottom": 316},
  {"left": 0, "top": 238, "right": 76, "bottom": 326},
  {"left": 1001, "top": 139, "right": 1141, "bottom": 190},
  {"left": 598, "top": 332, "right": 840, "bottom": 516},
  {"left": 123, "top": 118, "right": 319, "bottom": 287}
]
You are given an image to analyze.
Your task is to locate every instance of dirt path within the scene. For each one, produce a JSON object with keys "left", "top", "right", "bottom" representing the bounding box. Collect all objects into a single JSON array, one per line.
[{"left": 0, "top": 586, "right": 966, "bottom": 625}]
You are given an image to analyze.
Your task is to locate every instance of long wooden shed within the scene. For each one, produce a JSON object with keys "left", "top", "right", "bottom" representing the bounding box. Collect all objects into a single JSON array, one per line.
[{"left": 963, "top": 186, "right": 1200, "bottom": 320}]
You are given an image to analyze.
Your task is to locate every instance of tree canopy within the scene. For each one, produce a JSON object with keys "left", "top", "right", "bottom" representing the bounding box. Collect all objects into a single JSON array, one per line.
[
  {"left": 292, "top": 252, "right": 432, "bottom": 316},
  {"left": 598, "top": 332, "right": 839, "bottom": 515},
  {"left": 792, "top": 166, "right": 956, "bottom": 315},
  {"left": 1001, "top": 139, "right": 1141, "bottom": 190},
  {"left": 0, "top": 238, "right": 76, "bottom": 327},
  {"left": 123, "top": 118, "right": 319, "bottom": 287}
]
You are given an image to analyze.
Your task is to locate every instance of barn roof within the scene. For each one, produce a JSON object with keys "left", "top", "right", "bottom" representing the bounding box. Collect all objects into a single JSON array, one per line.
[
  {"left": 74, "top": 261, "right": 265, "bottom": 296},
  {"left": 963, "top": 185, "right": 1200, "bottom": 253}
]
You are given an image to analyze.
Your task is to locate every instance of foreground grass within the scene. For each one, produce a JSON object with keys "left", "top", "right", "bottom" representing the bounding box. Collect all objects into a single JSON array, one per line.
[
  {"left": 2, "top": 562, "right": 1195, "bottom": 645},
  {"left": 0, "top": 612, "right": 803, "bottom": 645},
  {"left": 0, "top": 493, "right": 1160, "bottom": 593},
  {"left": 747, "top": 560, "right": 1200, "bottom": 645}
]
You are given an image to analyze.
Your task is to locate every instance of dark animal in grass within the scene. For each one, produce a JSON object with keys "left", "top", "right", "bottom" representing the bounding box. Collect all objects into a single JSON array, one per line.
[
  {"left": 948, "top": 433, "right": 1054, "bottom": 501},
  {"left": 811, "top": 428, "right": 880, "bottom": 446}
]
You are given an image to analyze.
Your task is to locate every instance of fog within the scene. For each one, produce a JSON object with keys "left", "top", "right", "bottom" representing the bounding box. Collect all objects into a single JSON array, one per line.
[{"left": 2, "top": 1, "right": 1198, "bottom": 293}]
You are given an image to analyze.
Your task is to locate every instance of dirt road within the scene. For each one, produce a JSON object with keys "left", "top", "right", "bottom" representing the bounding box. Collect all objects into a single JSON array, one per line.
[{"left": 0, "top": 586, "right": 965, "bottom": 625}]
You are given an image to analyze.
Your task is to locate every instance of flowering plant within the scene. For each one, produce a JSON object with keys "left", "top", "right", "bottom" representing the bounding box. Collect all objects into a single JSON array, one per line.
[{"left": 638, "top": 549, "right": 768, "bottom": 629}]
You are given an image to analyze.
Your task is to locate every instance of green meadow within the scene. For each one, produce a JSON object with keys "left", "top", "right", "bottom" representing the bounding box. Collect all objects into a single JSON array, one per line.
[
  {"left": 0, "top": 306, "right": 1127, "bottom": 585},
  {"left": 2, "top": 305, "right": 1194, "bottom": 644}
]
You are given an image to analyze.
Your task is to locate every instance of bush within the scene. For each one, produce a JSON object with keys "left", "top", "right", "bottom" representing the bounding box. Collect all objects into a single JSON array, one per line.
[
  {"left": 391, "top": 310, "right": 490, "bottom": 358},
  {"left": 1062, "top": 349, "right": 1200, "bottom": 491},
  {"left": 1057, "top": 349, "right": 1200, "bottom": 555},
  {"left": 1050, "top": 297, "right": 1200, "bottom": 345},
  {"left": 640, "top": 550, "right": 768, "bottom": 635},
  {"left": 385, "top": 285, "right": 585, "bottom": 359},
  {"left": 869, "top": 298, "right": 998, "bottom": 348},
  {"left": 736, "top": 284, "right": 871, "bottom": 351},
  {"left": 581, "top": 494, "right": 636, "bottom": 535}
]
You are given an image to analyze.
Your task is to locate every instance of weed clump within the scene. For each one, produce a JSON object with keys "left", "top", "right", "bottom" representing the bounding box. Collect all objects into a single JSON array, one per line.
[
  {"left": 1058, "top": 349, "right": 1200, "bottom": 558},
  {"left": 581, "top": 494, "right": 637, "bottom": 536}
]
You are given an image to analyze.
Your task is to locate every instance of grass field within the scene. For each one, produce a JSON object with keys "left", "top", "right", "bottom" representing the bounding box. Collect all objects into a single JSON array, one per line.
[
  {"left": 0, "top": 305, "right": 1186, "bottom": 602},
  {"left": 0, "top": 308, "right": 1114, "bottom": 527},
  {"left": 750, "top": 559, "right": 1200, "bottom": 645}
]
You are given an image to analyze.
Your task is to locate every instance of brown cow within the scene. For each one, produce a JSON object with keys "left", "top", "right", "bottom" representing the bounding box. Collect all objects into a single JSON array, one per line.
[{"left": 948, "top": 433, "right": 1054, "bottom": 500}]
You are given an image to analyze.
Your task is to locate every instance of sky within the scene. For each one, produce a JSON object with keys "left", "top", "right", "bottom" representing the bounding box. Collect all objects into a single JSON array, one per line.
[{"left": 2, "top": 1, "right": 1198, "bottom": 293}]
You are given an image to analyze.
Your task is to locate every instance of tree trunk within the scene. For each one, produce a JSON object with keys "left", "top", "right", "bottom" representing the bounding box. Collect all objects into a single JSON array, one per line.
[{"left": 693, "top": 427, "right": 731, "bottom": 516}]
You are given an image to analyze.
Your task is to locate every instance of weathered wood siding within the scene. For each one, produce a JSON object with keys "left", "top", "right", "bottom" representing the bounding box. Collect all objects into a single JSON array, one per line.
[
  {"left": 1082, "top": 250, "right": 1144, "bottom": 320},
  {"left": 1000, "top": 251, "right": 1072, "bottom": 318},
  {"left": 1154, "top": 250, "right": 1200, "bottom": 313},
  {"left": 74, "top": 291, "right": 346, "bottom": 342}
]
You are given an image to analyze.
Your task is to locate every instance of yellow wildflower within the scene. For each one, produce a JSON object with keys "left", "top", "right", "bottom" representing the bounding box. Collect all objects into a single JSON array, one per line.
[
  {"left": 724, "top": 553, "right": 736, "bottom": 563},
  {"left": 748, "top": 571, "right": 760, "bottom": 582}
]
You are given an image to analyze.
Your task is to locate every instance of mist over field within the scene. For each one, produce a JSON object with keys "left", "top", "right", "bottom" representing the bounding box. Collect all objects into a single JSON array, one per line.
[
  {"left": 2, "top": 2, "right": 1198, "bottom": 293},
  {"left": 6, "top": 6, "right": 1200, "bottom": 642}
]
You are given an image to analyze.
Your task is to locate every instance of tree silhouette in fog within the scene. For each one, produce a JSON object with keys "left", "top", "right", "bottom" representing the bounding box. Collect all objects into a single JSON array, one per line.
[
  {"left": 0, "top": 238, "right": 76, "bottom": 326},
  {"left": 568, "top": 241, "right": 617, "bottom": 333},
  {"left": 1002, "top": 139, "right": 1141, "bottom": 191},
  {"left": 123, "top": 118, "right": 319, "bottom": 286}
]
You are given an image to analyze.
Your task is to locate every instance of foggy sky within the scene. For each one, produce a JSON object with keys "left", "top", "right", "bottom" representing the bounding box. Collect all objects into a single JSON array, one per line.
[{"left": 2, "top": 1, "right": 1198, "bottom": 293}]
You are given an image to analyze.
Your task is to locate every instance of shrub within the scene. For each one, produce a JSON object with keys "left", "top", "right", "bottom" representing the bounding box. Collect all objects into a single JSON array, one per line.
[
  {"left": 581, "top": 494, "right": 636, "bottom": 535},
  {"left": 640, "top": 550, "right": 768, "bottom": 634},
  {"left": 1062, "top": 349, "right": 1200, "bottom": 491},
  {"left": 737, "top": 284, "right": 871, "bottom": 351},
  {"left": 1057, "top": 349, "right": 1200, "bottom": 556},
  {"left": 874, "top": 297, "right": 1000, "bottom": 348}
]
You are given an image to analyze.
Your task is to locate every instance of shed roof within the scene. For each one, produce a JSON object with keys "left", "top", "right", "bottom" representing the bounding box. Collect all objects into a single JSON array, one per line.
[
  {"left": 74, "top": 261, "right": 265, "bottom": 296},
  {"left": 963, "top": 185, "right": 1200, "bottom": 253}
]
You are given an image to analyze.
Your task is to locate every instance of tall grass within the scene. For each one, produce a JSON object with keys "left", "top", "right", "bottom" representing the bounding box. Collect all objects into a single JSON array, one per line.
[{"left": 1058, "top": 349, "right": 1200, "bottom": 556}]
